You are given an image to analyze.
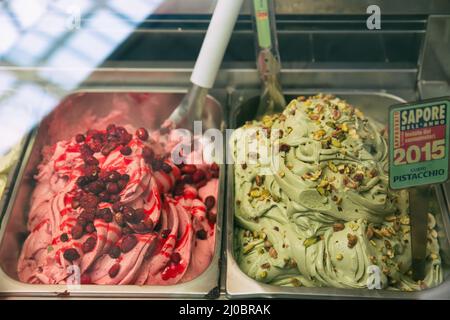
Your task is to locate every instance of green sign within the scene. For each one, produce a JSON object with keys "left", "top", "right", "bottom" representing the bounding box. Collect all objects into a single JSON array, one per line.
[
  {"left": 253, "top": 0, "right": 272, "bottom": 49},
  {"left": 389, "top": 97, "right": 450, "bottom": 189}
]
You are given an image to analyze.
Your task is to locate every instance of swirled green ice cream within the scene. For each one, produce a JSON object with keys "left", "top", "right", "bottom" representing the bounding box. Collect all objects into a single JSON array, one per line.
[
  {"left": 0, "top": 143, "right": 22, "bottom": 199},
  {"left": 231, "top": 94, "right": 442, "bottom": 291}
]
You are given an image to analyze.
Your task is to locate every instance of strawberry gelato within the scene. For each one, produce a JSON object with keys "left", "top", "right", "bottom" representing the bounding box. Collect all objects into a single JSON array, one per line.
[{"left": 17, "top": 123, "right": 219, "bottom": 285}]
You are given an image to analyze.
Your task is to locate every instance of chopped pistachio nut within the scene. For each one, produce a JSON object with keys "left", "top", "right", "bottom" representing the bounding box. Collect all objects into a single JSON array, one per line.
[
  {"left": 250, "top": 188, "right": 261, "bottom": 198},
  {"left": 259, "top": 271, "right": 268, "bottom": 279},
  {"left": 331, "top": 138, "right": 341, "bottom": 148},
  {"left": 349, "top": 221, "right": 359, "bottom": 231},
  {"left": 384, "top": 215, "right": 397, "bottom": 222},
  {"left": 269, "top": 247, "right": 278, "bottom": 259},
  {"left": 333, "top": 223, "right": 345, "bottom": 232},
  {"left": 347, "top": 233, "right": 358, "bottom": 248},
  {"left": 336, "top": 253, "right": 344, "bottom": 261},
  {"left": 328, "top": 161, "right": 338, "bottom": 173},
  {"left": 313, "top": 129, "right": 326, "bottom": 140},
  {"left": 261, "top": 263, "right": 271, "bottom": 269},
  {"left": 303, "top": 236, "right": 320, "bottom": 248},
  {"left": 243, "top": 241, "right": 258, "bottom": 254}
]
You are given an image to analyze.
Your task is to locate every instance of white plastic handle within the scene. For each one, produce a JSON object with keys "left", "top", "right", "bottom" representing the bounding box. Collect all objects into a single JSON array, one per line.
[{"left": 190, "top": 0, "right": 244, "bottom": 89}]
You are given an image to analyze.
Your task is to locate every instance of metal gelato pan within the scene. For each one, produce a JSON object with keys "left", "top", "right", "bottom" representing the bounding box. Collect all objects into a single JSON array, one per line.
[
  {"left": 0, "top": 89, "right": 225, "bottom": 298},
  {"left": 226, "top": 90, "right": 450, "bottom": 299}
]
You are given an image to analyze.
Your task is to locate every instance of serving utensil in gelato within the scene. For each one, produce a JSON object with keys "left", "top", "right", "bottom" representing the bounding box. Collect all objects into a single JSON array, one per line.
[
  {"left": 168, "top": 0, "right": 244, "bottom": 129},
  {"left": 252, "top": 0, "right": 286, "bottom": 119},
  {"left": 409, "top": 186, "right": 431, "bottom": 281}
]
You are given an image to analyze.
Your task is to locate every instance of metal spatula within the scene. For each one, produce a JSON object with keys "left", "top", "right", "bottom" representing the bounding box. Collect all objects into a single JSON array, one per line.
[
  {"left": 252, "top": 0, "right": 286, "bottom": 119},
  {"left": 168, "top": 0, "right": 244, "bottom": 129}
]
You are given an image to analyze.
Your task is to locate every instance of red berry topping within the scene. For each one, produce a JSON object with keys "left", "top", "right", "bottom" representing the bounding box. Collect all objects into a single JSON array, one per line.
[
  {"left": 82, "top": 237, "right": 96, "bottom": 253},
  {"left": 71, "top": 224, "right": 84, "bottom": 240},
  {"left": 120, "top": 146, "right": 132, "bottom": 156},
  {"left": 205, "top": 196, "right": 216, "bottom": 210},
  {"left": 171, "top": 252, "right": 181, "bottom": 264},
  {"left": 63, "top": 248, "right": 80, "bottom": 262},
  {"left": 181, "top": 164, "right": 196, "bottom": 174},
  {"left": 60, "top": 233, "right": 69, "bottom": 242},
  {"left": 75, "top": 134, "right": 85, "bottom": 143},
  {"left": 196, "top": 229, "right": 207, "bottom": 240},
  {"left": 106, "top": 182, "right": 119, "bottom": 194},
  {"left": 136, "top": 128, "right": 149, "bottom": 141},
  {"left": 109, "top": 246, "right": 121, "bottom": 259},
  {"left": 109, "top": 263, "right": 121, "bottom": 278},
  {"left": 120, "top": 234, "right": 138, "bottom": 253}
]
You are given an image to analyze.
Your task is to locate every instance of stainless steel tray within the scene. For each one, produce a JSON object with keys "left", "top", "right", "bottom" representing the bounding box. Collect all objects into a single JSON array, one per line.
[
  {"left": 226, "top": 90, "right": 450, "bottom": 299},
  {"left": 0, "top": 88, "right": 225, "bottom": 298}
]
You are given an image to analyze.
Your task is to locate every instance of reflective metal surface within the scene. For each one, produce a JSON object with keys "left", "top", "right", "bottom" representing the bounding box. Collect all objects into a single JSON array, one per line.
[
  {"left": 226, "top": 90, "right": 450, "bottom": 299},
  {"left": 0, "top": 88, "right": 225, "bottom": 298}
]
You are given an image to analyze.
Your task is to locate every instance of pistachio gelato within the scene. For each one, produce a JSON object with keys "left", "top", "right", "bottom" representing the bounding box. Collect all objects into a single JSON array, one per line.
[
  {"left": 0, "top": 143, "right": 22, "bottom": 199},
  {"left": 231, "top": 94, "right": 442, "bottom": 291}
]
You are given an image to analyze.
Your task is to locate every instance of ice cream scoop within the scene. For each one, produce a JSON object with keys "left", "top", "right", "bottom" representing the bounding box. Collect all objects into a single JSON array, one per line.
[{"left": 168, "top": 0, "right": 244, "bottom": 129}]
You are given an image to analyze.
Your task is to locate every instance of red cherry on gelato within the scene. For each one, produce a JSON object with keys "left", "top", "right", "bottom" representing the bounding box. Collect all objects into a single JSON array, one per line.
[
  {"left": 136, "top": 128, "right": 149, "bottom": 141},
  {"left": 63, "top": 248, "right": 80, "bottom": 262}
]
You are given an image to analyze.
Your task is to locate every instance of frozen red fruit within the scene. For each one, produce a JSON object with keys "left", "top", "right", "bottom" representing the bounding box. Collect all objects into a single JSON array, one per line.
[
  {"left": 82, "top": 236, "right": 96, "bottom": 253},
  {"left": 117, "top": 179, "right": 127, "bottom": 190},
  {"left": 161, "top": 163, "right": 173, "bottom": 174},
  {"left": 181, "top": 164, "right": 196, "bottom": 174},
  {"left": 112, "top": 202, "right": 123, "bottom": 213},
  {"left": 75, "top": 134, "right": 85, "bottom": 143},
  {"left": 192, "top": 170, "right": 206, "bottom": 183},
  {"left": 196, "top": 180, "right": 207, "bottom": 189},
  {"left": 196, "top": 229, "right": 207, "bottom": 240},
  {"left": 109, "top": 246, "right": 121, "bottom": 259},
  {"left": 182, "top": 174, "right": 193, "bottom": 184},
  {"left": 80, "top": 144, "right": 94, "bottom": 157},
  {"left": 136, "top": 128, "right": 149, "bottom": 141},
  {"left": 106, "top": 182, "right": 119, "bottom": 194},
  {"left": 71, "top": 224, "right": 84, "bottom": 240},
  {"left": 109, "top": 194, "right": 120, "bottom": 203},
  {"left": 120, "top": 146, "right": 132, "bottom": 156},
  {"left": 101, "top": 142, "right": 117, "bottom": 156},
  {"left": 79, "top": 194, "right": 99, "bottom": 209},
  {"left": 171, "top": 252, "right": 181, "bottom": 264},
  {"left": 60, "top": 233, "right": 69, "bottom": 242},
  {"left": 85, "top": 222, "right": 96, "bottom": 234},
  {"left": 76, "top": 176, "right": 90, "bottom": 187},
  {"left": 205, "top": 196, "right": 216, "bottom": 210},
  {"left": 120, "top": 234, "right": 137, "bottom": 253},
  {"left": 63, "top": 248, "right": 80, "bottom": 262},
  {"left": 109, "top": 263, "right": 121, "bottom": 278},
  {"left": 84, "top": 156, "right": 99, "bottom": 166},
  {"left": 87, "top": 181, "right": 105, "bottom": 194}
]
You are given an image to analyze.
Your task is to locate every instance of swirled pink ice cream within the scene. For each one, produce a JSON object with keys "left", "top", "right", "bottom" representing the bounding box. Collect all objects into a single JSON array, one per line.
[{"left": 17, "top": 123, "right": 219, "bottom": 285}]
